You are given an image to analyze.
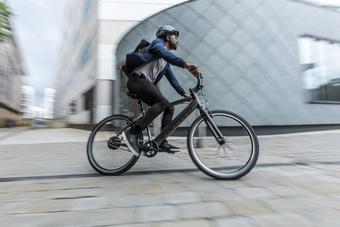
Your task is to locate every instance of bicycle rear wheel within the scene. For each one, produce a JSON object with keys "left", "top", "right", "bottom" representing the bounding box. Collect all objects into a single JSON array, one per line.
[
  {"left": 187, "top": 110, "right": 259, "bottom": 180},
  {"left": 87, "top": 115, "right": 140, "bottom": 175}
]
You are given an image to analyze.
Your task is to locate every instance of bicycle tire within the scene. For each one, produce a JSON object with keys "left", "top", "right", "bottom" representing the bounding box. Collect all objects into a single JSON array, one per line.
[
  {"left": 187, "top": 110, "right": 259, "bottom": 180},
  {"left": 87, "top": 114, "right": 140, "bottom": 175}
]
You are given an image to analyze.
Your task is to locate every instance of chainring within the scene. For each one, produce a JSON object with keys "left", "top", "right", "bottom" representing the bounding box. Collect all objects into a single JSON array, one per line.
[{"left": 142, "top": 141, "right": 159, "bottom": 158}]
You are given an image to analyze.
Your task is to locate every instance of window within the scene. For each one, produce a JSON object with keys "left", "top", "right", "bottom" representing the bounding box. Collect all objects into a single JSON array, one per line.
[
  {"left": 69, "top": 101, "right": 77, "bottom": 114},
  {"left": 298, "top": 35, "right": 340, "bottom": 103},
  {"left": 84, "top": 87, "right": 94, "bottom": 111}
]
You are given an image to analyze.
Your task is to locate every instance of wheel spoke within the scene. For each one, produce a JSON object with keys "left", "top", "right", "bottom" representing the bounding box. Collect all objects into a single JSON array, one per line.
[
  {"left": 87, "top": 115, "right": 140, "bottom": 175},
  {"left": 188, "top": 111, "right": 259, "bottom": 180}
]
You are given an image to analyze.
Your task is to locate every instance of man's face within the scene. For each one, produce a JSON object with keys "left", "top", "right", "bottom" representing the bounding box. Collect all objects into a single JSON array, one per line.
[{"left": 168, "top": 34, "right": 178, "bottom": 50}]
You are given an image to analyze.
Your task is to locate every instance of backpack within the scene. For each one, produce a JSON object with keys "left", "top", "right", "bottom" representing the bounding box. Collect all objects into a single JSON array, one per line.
[{"left": 122, "top": 39, "right": 150, "bottom": 77}]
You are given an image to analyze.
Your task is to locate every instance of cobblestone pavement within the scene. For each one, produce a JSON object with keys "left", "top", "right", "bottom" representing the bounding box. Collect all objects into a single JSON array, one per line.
[{"left": 0, "top": 128, "right": 340, "bottom": 226}]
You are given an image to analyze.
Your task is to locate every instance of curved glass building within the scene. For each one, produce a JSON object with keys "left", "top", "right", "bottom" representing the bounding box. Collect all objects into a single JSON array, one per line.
[{"left": 116, "top": 0, "right": 340, "bottom": 130}]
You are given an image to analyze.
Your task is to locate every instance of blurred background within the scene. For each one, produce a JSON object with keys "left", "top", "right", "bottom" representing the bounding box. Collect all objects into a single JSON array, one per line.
[
  {"left": 2, "top": 1, "right": 340, "bottom": 226},
  {"left": 1, "top": 0, "right": 340, "bottom": 132}
]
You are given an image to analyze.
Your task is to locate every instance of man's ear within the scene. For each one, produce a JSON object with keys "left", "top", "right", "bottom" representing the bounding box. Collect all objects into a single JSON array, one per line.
[{"left": 166, "top": 35, "right": 171, "bottom": 42}]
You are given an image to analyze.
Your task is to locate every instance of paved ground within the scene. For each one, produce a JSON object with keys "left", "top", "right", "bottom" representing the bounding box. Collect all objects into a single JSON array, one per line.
[{"left": 0, "top": 127, "right": 340, "bottom": 226}]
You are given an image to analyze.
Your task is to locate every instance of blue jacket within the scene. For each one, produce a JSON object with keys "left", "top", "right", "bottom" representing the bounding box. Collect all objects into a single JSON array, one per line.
[{"left": 139, "top": 38, "right": 186, "bottom": 96}]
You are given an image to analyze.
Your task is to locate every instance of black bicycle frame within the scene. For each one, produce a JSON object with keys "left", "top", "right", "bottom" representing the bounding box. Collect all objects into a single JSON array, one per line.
[
  {"left": 153, "top": 97, "right": 197, "bottom": 145},
  {"left": 152, "top": 89, "right": 225, "bottom": 146},
  {"left": 125, "top": 75, "right": 225, "bottom": 147}
]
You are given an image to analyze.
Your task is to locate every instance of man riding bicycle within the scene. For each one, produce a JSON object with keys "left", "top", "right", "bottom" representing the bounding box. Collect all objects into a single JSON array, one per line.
[{"left": 123, "top": 25, "right": 200, "bottom": 156}]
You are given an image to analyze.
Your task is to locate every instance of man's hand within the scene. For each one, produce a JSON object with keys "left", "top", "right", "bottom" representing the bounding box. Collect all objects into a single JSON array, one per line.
[{"left": 184, "top": 63, "right": 200, "bottom": 76}]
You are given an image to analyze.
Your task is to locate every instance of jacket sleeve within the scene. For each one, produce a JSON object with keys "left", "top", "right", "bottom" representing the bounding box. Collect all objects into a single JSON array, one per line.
[
  {"left": 149, "top": 41, "right": 186, "bottom": 68},
  {"left": 162, "top": 64, "right": 186, "bottom": 96}
]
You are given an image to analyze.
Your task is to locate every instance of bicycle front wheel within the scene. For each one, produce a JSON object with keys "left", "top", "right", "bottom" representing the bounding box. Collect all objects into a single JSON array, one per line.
[
  {"left": 87, "top": 115, "right": 140, "bottom": 175},
  {"left": 187, "top": 110, "right": 259, "bottom": 180}
]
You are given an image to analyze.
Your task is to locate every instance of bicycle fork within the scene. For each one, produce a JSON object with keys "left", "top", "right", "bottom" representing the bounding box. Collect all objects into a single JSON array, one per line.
[
  {"left": 193, "top": 93, "right": 225, "bottom": 145},
  {"left": 201, "top": 110, "right": 225, "bottom": 145}
]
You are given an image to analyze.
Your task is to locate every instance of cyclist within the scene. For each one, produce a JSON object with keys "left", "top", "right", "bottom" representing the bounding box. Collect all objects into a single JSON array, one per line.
[{"left": 123, "top": 25, "right": 199, "bottom": 156}]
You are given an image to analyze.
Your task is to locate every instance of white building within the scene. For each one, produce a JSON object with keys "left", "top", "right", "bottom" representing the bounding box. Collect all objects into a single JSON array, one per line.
[
  {"left": 21, "top": 85, "right": 34, "bottom": 119},
  {"left": 22, "top": 86, "right": 55, "bottom": 120},
  {"left": 0, "top": 1, "right": 25, "bottom": 126},
  {"left": 55, "top": 0, "right": 187, "bottom": 124},
  {"left": 31, "top": 106, "right": 45, "bottom": 119},
  {"left": 43, "top": 88, "right": 55, "bottom": 119}
]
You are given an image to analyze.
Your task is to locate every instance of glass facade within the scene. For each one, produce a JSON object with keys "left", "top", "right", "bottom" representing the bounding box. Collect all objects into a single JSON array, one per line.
[
  {"left": 79, "top": 39, "right": 94, "bottom": 69},
  {"left": 298, "top": 35, "right": 340, "bottom": 102},
  {"left": 116, "top": 0, "right": 340, "bottom": 126}
]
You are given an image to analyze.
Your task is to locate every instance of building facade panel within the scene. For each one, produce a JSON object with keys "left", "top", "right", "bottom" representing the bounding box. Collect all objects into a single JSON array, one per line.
[
  {"left": 0, "top": 18, "right": 25, "bottom": 126},
  {"left": 55, "top": 0, "right": 187, "bottom": 123},
  {"left": 116, "top": 0, "right": 340, "bottom": 126},
  {"left": 55, "top": 0, "right": 98, "bottom": 123}
]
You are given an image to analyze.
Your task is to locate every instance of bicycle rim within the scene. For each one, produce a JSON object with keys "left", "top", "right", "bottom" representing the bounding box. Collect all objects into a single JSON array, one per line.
[
  {"left": 188, "top": 110, "right": 259, "bottom": 180},
  {"left": 87, "top": 115, "right": 139, "bottom": 175}
]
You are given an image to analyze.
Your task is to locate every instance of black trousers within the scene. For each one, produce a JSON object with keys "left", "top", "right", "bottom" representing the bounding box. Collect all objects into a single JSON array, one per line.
[{"left": 127, "top": 74, "right": 174, "bottom": 131}]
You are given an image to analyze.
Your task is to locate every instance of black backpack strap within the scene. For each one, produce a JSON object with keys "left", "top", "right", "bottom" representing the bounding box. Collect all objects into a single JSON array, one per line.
[
  {"left": 121, "top": 65, "right": 129, "bottom": 78},
  {"left": 133, "top": 39, "right": 150, "bottom": 52}
]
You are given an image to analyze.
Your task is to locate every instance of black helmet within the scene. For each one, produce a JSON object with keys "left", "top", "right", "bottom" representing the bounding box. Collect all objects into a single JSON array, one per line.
[{"left": 156, "top": 25, "right": 179, "bottom": 39}]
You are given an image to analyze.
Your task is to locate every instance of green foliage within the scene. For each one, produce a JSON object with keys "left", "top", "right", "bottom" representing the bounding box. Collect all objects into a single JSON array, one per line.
[{"left": 0, "top": 1, "right": 12, "bottom": 40}]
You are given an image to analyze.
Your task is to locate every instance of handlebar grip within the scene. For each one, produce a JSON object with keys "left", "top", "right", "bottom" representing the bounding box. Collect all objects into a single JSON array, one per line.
[{"left": 193, "top": 73, "right": 203, "bottom": 92}]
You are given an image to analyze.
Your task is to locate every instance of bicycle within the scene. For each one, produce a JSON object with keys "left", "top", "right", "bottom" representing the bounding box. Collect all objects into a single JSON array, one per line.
[{"left": 87, "top": 74, "right": 259, "bottom": 180}]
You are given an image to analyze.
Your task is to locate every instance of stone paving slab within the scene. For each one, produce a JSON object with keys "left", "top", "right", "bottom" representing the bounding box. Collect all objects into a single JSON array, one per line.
[
  {"left": 1, "top": 128, "right": 340, "bottom": 226},
  {"left": 1, "top": 128, "right": 340, "bottom": 179},
  {"left": 0, "top": 164, "right": 339, "bottom": 226},
  {"left": 0, "top": 128, "right": 90, "bottom": 145}
]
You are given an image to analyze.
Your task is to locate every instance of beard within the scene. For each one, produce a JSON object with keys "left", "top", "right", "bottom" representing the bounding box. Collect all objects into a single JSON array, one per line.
[{"left": 170, "top": 42, "right": 178, "bottom": 50}]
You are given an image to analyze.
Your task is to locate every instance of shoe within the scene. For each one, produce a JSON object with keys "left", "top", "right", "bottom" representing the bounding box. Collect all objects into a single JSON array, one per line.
[
  {"left": 159, "top": 140, "right": 180, "bottom": 153},
  {"left": 122, "top": 127, "right": 141, "bottom": 156}
]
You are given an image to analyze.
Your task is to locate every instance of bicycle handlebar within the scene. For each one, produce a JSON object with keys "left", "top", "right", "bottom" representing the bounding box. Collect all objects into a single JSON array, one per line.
[{"left": 192, "top": 73, "right": 203, "bottom": 93}]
